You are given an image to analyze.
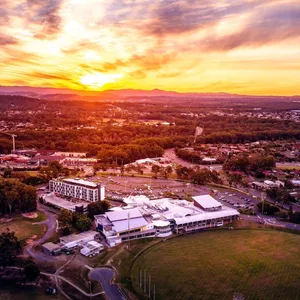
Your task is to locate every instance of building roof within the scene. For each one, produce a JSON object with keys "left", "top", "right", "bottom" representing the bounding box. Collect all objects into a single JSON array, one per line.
[
  {"left": 87, "top": 241, "right": 103, "bottom": 248},
  {"left": 63, "top": 178, "right": 98, "bottom": 188},
  {"left": 153, "top": 220, "right": 170, "bottom": 227},
  {"left": 60, "top": 230, "right": 98, "bottom": 244},
  {"left": 31, "top": 155, "right": 62, "bottom": 162},
  {"left": 173, "top": 209, "right": 240, "bottom": 225},
  {"left": 43, "top": 193, "right": 88, "bottom": 211},
  {"left": 42, "top": 242, "right": 61, "bottom": 251},
  {"left": 193, "top": 195, "right": 222, "bottom": 209},
  {"left": 106, "top": 208, "right": 143, "bottom": 222},
  {"left": 112, "top": 217, "right": 148, "bottom": 233}
]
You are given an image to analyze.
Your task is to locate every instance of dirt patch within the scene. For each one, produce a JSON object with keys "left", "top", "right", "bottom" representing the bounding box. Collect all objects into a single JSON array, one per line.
[
  {"left": 26, "top": 235, "right": 38, "bottom": 245},
  {"left": 22, "top": 212, "right": 38, "bottom": 219}
]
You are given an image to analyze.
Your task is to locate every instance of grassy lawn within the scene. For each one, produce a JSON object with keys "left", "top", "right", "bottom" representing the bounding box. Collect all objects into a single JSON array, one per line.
[
  {"left": 60, "top": 264, "right": 103, "bottom": 295},
  {"left": 131, "top": 230, "right": 300, "bottom": 300},
  {"left": 0, "top": 214, "right": 45, "bottom": 243}
]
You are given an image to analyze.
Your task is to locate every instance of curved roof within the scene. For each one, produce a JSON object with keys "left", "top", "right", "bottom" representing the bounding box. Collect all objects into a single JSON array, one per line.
[{"left": 153, "top": 220, "right": 170, "bottom": 227}]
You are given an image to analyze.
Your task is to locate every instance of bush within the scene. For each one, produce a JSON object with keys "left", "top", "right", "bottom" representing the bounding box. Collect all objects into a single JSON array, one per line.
[
  {"left": 257, "top": 202, "right": 279, "bottom": 215},
  {"left": 24, "top": 263, "right": 40, "bottom": 281}
]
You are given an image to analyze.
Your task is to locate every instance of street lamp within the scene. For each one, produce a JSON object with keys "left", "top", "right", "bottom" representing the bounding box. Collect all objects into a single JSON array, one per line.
[
  {"left": 261, "top": 192, "right": 265, "bottom": 215},
  {"left": 88, "top": 280, "right": 92, "bottom": 300}
]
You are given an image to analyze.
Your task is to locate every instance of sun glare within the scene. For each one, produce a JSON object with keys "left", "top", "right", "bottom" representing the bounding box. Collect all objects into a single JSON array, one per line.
[{"left": 79, "top": 72, "right": 123, "bottom": 89}]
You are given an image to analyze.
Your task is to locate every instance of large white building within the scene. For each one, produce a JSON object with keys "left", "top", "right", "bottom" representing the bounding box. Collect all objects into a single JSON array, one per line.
[
  {"left": 95, "top": 208, "right": 160, "bottom": 247},
  {"left": 49, "top": 178, "right": 105, "bottom": 202},
  {"left": 95, "top": 194, "right": 239, "bottom": 246}
]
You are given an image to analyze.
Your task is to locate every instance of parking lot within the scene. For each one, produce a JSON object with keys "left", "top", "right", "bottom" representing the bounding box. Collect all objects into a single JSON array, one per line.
[
  {"left": 214, "top": 190, "right": 257, "bottom": 211},
  {"left": 91, "top": 175, "right": 212, "bottom": 200},
  {"left": 89, "top": 175, "right": 261, "bottom": 213}
]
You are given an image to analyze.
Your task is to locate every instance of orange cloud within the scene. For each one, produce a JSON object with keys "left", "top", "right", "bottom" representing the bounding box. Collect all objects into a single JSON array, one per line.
[{"left": 0, "top": 0, "right": 299, "bottom": 95}]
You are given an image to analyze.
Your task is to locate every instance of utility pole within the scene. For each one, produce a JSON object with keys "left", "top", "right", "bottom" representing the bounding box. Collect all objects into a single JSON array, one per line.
[
  {"left": 140, "top": 269, "right": 142, "bottom": 288},
  {"left": 88, "top": 280, "right": 92, "bottom": 300},
  {"left": 11, "top": 134, "right": 17, "bottom": 153},
  {"left": 128, "top": 211, "right": 130, "bottom": 250},
  {"left": 261, "top": 192, "right": 265, "bottom": 215},
  {"left": 153, "top": 284, "right": 156, "bottom": 300},
  {"left": 148, "top": 274, "right": 151, "bottom": 298},
  {"left": 1, "top": 133, "right": 17, "bottom": 153}
]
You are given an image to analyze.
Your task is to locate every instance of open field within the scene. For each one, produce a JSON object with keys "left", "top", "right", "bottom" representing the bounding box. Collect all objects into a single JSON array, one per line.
[
  {"left": 0, "top": 213, "right": 46, "bottom": 242},
  {"left": 132, "top": 230, "right": 300, "bottom": 300}
]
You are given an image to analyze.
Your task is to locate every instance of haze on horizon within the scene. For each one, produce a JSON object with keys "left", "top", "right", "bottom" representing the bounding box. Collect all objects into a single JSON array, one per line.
[{"left": 0, "top": 0, "right": 300, "bottom": 96}]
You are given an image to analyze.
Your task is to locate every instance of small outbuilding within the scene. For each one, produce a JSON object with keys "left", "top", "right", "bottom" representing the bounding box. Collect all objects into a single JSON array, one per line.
[
  {"left": 42, "top": 242, "right": 62, "bottom": 256},
  {"left": 80, "top": 241, "right": 104, "bottom": 257},
  {"left": 59, "top": 230, "right": 99, "bottom": 250}
]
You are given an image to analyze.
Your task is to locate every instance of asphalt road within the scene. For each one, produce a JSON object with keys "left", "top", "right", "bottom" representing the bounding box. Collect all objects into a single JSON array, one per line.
[
  {"left": 89, "top": 267, "right": 125, "bottom": 300},
  {"left": 24, "top": 194, "right": 58, "bottom": 262},
  {"left": 240, "top": 214, "right": 300, "bottom": 230}
]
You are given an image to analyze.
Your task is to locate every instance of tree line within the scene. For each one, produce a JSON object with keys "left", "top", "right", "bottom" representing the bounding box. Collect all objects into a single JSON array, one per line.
[
  {"left": 223, "top": 154, "right": 276, "bottom": 174},
  {"left": 57, "top": 200, "right": 110, "bottom": 235},
  {"left": 0, "top": 179, "right": 37, "bottom": 216}
]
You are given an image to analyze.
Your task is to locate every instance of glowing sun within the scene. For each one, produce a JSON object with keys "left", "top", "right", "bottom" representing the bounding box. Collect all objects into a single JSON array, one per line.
[{"left": 80, "top": 72, "right": 123, "bottom": 89}]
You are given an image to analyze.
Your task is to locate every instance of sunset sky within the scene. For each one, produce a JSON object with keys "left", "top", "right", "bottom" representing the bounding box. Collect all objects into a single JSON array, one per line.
[{"left": 0, "top": 0, "right": 300, "bottom": 95}]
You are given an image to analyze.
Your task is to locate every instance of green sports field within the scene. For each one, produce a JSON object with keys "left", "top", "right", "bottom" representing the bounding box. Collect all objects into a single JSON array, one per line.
[{"left": 131, "top": 230, "right": 300, "bottom": 300}]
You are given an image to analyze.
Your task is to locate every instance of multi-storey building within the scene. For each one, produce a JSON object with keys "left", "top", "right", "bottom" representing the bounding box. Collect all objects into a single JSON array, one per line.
[{"left": 49, "top": 178, "right": 105, "bottom": 202}]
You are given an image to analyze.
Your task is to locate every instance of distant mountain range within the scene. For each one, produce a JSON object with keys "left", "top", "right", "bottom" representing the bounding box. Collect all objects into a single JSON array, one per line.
[{"left": 0, "top": 85, "right": 298, "bottom": 101}]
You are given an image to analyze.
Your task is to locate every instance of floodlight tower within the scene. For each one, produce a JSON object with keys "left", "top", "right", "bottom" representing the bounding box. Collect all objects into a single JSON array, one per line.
[
  {"left": 11, "top": 134, "right": 17, "bottom": 153},
  {"left": 1, "top": 132, "right": 17, "bottom": 153}
]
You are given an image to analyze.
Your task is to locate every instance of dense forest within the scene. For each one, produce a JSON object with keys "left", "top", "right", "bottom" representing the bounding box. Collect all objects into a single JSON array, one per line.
[{"left": 1, "top": 95, "right": 300, "bottom": 164}]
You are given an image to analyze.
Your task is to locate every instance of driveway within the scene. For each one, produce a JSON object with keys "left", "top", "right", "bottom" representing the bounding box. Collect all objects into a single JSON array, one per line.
[
  {"left": 89, "top": 267, "right": 126, "bottom": 300},
  {"left": 24, "top": 199, "right": 58, "bottom": 262}
]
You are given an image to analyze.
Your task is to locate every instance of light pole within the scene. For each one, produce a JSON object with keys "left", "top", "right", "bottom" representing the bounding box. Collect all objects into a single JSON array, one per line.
[
  {"left": 88, "top": 280, "right": 92, "bottom": 300},
  {"left": 261, "top": 192, "right": 265, "bottom": 215}
]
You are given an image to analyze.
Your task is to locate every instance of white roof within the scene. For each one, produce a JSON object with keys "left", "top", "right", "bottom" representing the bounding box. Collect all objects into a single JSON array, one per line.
[
  {"left": 60, "top": 230, "right": 98, "bottom": 244},
  {"left": 113, "top": 217, "right": 148, "bottom": 233},
  {"left": 135, "top": 158, "right": 156, "bottom": 164},
  {"left": 80, "top": 247, "right": 91, "bottom": 255},
  {"left": 174, "top": 209, "right": 240, "bottom": 225},
  {"left": 63, "top": 178, "right": 97, "bottom": 188},
  {"left": 123, "top": 195, "right": 150, "bottom": 205},
  {"left": 202, "top": 157, "right": 217, "bottom": 162},
  {"left": 106, "top": 208, "right": 143, "bottom": 222},
  {"left": 153, "top": 220, "right": 170, "bottom": 227},
  {"left": 193, "top": 195, "right": 222, "bottom": 209},
  {"left": 264, "top": 180, "right": 275, "bottom": 185},
  {"left": 86, "top": 241, "right": 103, "bottom": 248}
]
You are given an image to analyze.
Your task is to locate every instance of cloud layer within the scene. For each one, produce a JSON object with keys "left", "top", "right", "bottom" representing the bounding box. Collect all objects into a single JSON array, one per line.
[{"left": 0, "top": 0, "right": 299, "bottom": 95}]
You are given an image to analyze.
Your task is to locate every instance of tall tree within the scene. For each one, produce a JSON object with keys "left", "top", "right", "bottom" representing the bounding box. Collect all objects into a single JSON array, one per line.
[
  {"left": 58, "top": 209, "right": 72, "bottom": 228},
  {"left": 0, "top": 230, "right": 21, "bottom": 266}
]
